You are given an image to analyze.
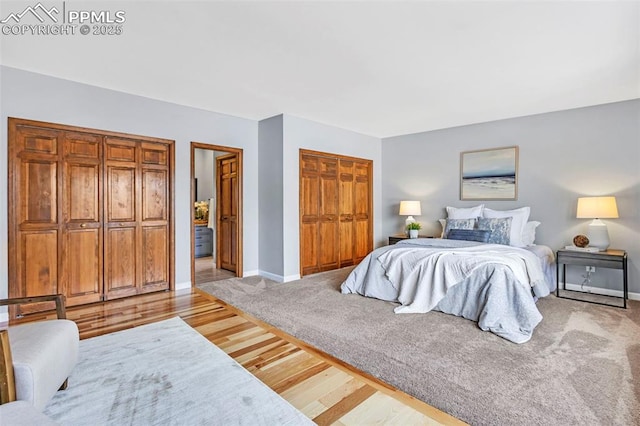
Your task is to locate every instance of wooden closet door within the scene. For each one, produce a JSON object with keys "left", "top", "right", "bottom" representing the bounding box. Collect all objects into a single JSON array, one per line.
[
  {"left": 104, "top": 138, "right": 139, "bottom": 299},
  {"left": 299, "top": 153, "right": 339, "bottom": 275},
  {"left": 9, "top": 125, "right": 62, "bottom": 314},
  {"left": 140, "top": 142, "right": 170, "bottom": 293},
  {"left": 353, "top": 161, "right": 372, "bottom": 263},
  {"left": 217, "top": 154, "right": 238, "bottom": 273},
  {"left": 299, "top": 150, "right": 372, "bottom": 277},
  {"left": 61, "top": 132, "right": 103, "bottom": 306},
  {"left": 300, "top": 154, "right": 320, "bottom": 275},
  {"left": 338, "top": 159, "right": 355, "bottom": 267},
  {"left": 104, "top": 139, "right": 170, "bottom": 298}
]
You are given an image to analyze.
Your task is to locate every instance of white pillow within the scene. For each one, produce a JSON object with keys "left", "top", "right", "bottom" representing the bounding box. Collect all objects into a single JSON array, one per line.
[
  {"left": 446, "top": 204, "right": 484, "bottom": 219},
  {"left": 482, "top": 207, "right": 530, "bottom": 247},
  {"left": 522, "top": 221, "right": 540, "bottom": 246},
  {"left": 439, "top": 218, "right": 446, "bottom": 238}
]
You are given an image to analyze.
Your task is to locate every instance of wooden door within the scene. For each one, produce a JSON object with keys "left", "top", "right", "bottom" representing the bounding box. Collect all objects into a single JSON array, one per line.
[
  {"left": 299, "top": 150, "right": 372, "bottom": 277},
  {"left": 300, "top": 153, "right": 340, "bottom": 275},
  {"left": 339, "top": 159, "right": 355, "bottom": 267},
  {"left": 139, "top": 142, "right": 170, "bottom": 293},
  {"left": 104, "top": 139, "right": 170, "bottom": 299},
  {"left": 9, "top": 118, "right": 174, "bottom": 318},
  {"left": 104, "top": 138, "right": 139, "bottom": 299},
  {"left": 9, "top": 124, "right": 62, "bottom": 315},
  {"left": 353, "top": 160, "right": 372, "bottom": 262},
  {"left": 217, "top": 154, "right": 238, "bottom": 273},
  {"left": 61, "top": 132, "right": 103, "bottom": 305}
]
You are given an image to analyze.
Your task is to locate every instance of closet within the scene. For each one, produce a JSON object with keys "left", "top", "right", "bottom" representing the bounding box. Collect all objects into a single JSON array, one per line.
[
  {"left": 299, "top": 150, "right": 372, "bottom": 276},
  {"left": 8, "top": 118, "right": 173, "bottom": 316}
]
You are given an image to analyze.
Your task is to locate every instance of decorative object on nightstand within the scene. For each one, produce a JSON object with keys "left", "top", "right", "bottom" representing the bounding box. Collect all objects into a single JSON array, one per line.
[
  {"left": 576, "top": 196, "right": 618, "bottom": 251},
  {"left": 573, "top": 234, "right": 589, "bottom": 247},
  {"left": 399, "top": 200, "right": 421, "bottom": 235},
  {"left": 407, "top": 222, "right": 421, "bottom": 239}
]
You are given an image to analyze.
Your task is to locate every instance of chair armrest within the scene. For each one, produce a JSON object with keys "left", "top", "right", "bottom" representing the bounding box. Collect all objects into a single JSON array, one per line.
[
  {"left": 0, "top": 295, "right": 67, "bottom": 319},
  {"left": 0, "top": 330, "right": 16, "bottom": 404}
]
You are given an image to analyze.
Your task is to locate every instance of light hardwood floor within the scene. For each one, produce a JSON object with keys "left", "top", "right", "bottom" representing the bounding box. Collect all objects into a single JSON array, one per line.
[
  {"left": 195, "top": 256, "right": 236, "bottom": 284},
  {"left": 9, "top": 290, "right": 466, "bottom": 425}
]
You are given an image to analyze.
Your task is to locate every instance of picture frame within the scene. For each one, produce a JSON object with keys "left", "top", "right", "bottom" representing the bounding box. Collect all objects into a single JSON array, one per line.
[{"left": 460, "top": 146, "right": 518, "bottom": 200}]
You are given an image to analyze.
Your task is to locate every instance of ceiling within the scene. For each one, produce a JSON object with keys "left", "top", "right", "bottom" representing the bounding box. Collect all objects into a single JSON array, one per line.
[{"left": 1, "top": 1, "right": 638, "bottom": 138}]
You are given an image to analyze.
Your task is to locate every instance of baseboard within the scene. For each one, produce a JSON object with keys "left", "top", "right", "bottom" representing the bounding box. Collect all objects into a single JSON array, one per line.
[
  {"left": 256, "top": 271, "right": 301, "bottom": 283},
  {"left": 175, "top": 281, "right": 192, "bottom": 290},
  {"left": 242, "top": 270, "right": 260, "bottom": 277},
  {"left": 563, "top": 282, "right": 640, "bottom": 301},
  {"left": 258, "top": 270, "right": 285, "bottom": 283}
]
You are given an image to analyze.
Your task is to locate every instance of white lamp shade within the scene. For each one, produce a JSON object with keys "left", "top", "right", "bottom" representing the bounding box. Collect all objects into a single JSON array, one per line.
[
  {"left": 576, "top": 196, "right": 618, "bottom": 251},
  {"left": 399, "top": 201, "right": 421, "bottom": 216},
  {"left": 576, "top": 196, "right": 618, "bottom": 219}
]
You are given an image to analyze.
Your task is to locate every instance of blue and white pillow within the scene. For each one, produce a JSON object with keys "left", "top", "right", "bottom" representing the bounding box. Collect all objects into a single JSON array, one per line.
[
  {"left": 443, "top": 218, "right": 475, "bottom": 238},
  {"left": 477, "top": 217, "right": 512, "bottom": 245}
]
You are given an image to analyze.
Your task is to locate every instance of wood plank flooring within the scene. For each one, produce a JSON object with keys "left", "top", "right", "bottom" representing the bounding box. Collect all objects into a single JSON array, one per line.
[
  {"left": 195, "top": 256, "right": 236, "bottom": 284},
  {"left": 9, "top": 290, "right": 466, "bottom": 425}
]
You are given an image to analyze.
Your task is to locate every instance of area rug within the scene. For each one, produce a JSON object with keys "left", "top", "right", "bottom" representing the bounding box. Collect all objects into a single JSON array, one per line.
[
  {"left": 43, "top": 317, "right": 313, "bottom": 425},
  {"left": 198, "top": 268, "right": 640, "bottom": 426}
]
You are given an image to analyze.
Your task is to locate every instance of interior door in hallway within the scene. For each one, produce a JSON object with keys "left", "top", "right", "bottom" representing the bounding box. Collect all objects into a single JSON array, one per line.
[{"left": 217, "top": 153, "right": 238, "bottom": 273}]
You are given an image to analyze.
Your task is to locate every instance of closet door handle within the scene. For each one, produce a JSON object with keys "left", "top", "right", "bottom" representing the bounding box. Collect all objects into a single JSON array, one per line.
[{"left": 80, "top": 223, "right": 87, "bottom": 228}]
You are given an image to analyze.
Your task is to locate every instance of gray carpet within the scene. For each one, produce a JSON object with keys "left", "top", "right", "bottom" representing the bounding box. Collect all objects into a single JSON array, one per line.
[
  {"left": 43, "top": 317, "right": 313, "bottom": 425},
  {"left": 198, "top": 268, "right": 640, "bottom": 426}
]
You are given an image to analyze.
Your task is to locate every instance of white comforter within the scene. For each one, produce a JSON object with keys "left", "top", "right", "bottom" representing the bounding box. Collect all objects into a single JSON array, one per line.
[
  {"left": 341, "top": 239, "right": 554, "bottom": 343},
  {"left": 379, "top": 243, "right": 546, "bottom": 314}
]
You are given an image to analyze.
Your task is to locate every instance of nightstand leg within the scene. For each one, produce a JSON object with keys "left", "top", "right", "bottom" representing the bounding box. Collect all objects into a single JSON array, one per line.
[{"left": 623, "top": 257, "right": 628, "bottom": 309}]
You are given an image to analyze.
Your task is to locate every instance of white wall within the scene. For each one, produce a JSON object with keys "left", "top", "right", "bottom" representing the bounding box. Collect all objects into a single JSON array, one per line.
[
  {"left": 0, "top": 66, "right": 259, "bottom": 297},
  {"left": 282, "top": 114, "right": 382, "bottom": 280},
  {"left": 382, "top": 100, "right": 640, "bottom": 294}
]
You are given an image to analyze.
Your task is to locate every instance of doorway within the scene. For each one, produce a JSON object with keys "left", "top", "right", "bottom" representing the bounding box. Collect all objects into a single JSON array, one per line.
[{"left": 190, "top": 142, "right": 243, "bottom": 285}]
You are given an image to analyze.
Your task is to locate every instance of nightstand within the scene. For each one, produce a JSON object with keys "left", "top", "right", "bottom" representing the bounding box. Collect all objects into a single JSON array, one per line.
[
  {"left": 388, "top": 234, "right": 432, "bottom": 245},
  {"left": 556, "top": 248, "right": 627, "bottom": 308}
]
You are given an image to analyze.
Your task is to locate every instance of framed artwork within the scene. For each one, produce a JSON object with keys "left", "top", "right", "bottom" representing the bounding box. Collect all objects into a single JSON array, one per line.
[{"left": 460, "top": 146, "right": 518, "bottom": 200}]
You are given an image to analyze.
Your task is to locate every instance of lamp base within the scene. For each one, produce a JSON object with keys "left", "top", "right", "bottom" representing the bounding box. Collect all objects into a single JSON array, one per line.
[
  {"left": 586, "top": 219, "right": 610, "bottom": 251},
  {"left": 405, "top": 216, "right": 416, "bottom": 236}
]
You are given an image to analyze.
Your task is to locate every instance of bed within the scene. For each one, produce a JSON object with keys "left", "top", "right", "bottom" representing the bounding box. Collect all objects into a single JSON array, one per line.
[{"left": 340, "top": 238, "right": 556, "bottom": 343}]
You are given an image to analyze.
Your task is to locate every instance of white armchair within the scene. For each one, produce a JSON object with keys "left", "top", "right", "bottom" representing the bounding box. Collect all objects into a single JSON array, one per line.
[{"left": 0, "top": 294, "right": 79, "bottom": 411}]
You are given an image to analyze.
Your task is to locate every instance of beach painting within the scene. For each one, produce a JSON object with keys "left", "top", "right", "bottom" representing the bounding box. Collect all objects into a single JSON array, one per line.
[{"left": 460, "top": 146, "right": 518, "bottom": 200}]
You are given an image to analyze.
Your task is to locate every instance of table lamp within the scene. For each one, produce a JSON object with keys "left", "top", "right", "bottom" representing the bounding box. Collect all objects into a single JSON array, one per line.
[
  {"left": 399, "top": 200, "right": 421, "bottom": 235},
  {"left": 576, "top": 196, "right": 618, "bottom": 251}
]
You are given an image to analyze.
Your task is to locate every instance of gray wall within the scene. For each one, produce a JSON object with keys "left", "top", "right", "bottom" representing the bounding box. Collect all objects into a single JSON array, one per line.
[
  {"left": 258, "top": 115, "right": 285, "bottom": 277},
  {"left": 0, "top": 66, "right": 259, "bottom": 296},
  {"left": 257, "top": 114, "right": 382, "bottom": 281},
  {"left": 282, "top": 114, "right": 382, "bottom": 279},
  {"left": 194, "top": 148, "right": 215, "bottom": 201},
  {"left": 382, "top": 100, "right": 640, "bottom": 294}
]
